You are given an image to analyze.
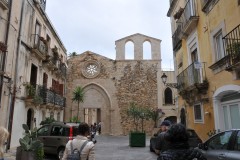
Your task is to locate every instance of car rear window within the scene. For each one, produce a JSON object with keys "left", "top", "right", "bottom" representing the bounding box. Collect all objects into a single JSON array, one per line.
[{"left": 62, "top": 126, "right": 79, "bottom": 136}]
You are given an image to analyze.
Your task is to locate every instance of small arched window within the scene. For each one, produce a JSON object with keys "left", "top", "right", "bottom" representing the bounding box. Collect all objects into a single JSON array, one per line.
[
  {"left": 164, "top": 87, "right": 173, "bottom": 104},
  {"left": 125, "top": 41, "right": 134, "bottom": 59},
  {"left": 143, "top": 41, "right": 151, "bottom": 60}
]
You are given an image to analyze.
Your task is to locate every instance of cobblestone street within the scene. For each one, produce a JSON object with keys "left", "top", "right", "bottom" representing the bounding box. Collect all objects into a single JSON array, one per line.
[
  {"left": 5, "top": 135, "right": 158, "bottom": 160},
  {"left": 94, "top": 135, "right": 157, "bottom": 160}
]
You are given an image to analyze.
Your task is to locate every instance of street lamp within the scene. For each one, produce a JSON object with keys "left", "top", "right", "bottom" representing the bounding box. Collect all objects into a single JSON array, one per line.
[
  {"left": 161, "top": 73, "right": 179, "bottom": 89},
  {"left": 161, "top": 73, "right": 167, "bottom": 85}
]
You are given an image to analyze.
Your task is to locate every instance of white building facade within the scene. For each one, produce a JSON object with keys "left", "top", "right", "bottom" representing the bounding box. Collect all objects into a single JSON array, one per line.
[{"left": 0, "top": 0, "right": 67, "bottom": 148}]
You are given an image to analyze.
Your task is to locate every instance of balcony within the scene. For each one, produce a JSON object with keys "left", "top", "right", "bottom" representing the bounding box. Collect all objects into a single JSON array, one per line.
[
  {"left": 172, "top": 25, "right": 182, "bottom": 51},
  {"left": 222, "top": 24, "right": 240, "bottom": 71},
  {"left": 39, "top": 0, "right": 46, "bottom": 11},
  {"left": 24, "top": 84, "right": 65, "bottom": 108},
  {"left": 33, "top": 0, "right": 46, "bottom": 11},
  {"left": 177, "top": 62, "right": 209, "bottom": 105},
  {"left": 31, "top": 34, "right": 48, "bottom": 60},
  {"left": 177, "top": 0, "right": 199, "bottom": 39},
  {"left": 38, "top": 86, "right": 65, "bottom": 108},
  {"left": 43, "top": 47, "right": 60, "bottom": 70},
  {"left": 0, "top": 0, "right": 9, "bottom": 10},
  {"left": 55, "top": 62, "right": 67, "bottom": 78},
  {"left": 167, "top": 0, "right": 178, "bottom": 17},
  {"left": 43, "top": 56, "right": 59, "bottom": 71}
]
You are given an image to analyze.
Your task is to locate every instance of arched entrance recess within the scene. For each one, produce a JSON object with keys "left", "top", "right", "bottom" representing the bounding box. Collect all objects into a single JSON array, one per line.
[
  {"left": 82, "top": 83, "right": 111, "bottom": 135},
  {"left": 27, "top": 108, "right": 34, "bottom": 130},
  {"left": 213, "top": 85, "right": 240, "bottom": 131}
]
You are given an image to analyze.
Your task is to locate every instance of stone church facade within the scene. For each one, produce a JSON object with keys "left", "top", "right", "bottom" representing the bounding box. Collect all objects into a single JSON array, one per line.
[{"left": 65, "top": 34, "right": 177, "bottom": 135}]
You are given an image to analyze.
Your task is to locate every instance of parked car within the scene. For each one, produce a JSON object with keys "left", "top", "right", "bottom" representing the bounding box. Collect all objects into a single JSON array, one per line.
[
  {"left": 37, "top": 122, "right": 79, "bottom": 159},
  {"left": 150, "top": 128, "right": 202, "bottom": 153},
  {"left": 197, "top": 129, "right": 240, "bottom": 160}
]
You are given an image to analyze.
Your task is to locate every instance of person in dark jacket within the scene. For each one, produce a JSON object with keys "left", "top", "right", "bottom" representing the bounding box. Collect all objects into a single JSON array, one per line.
[
  {"left": 155, "top": 120, "right": 172, "bottom": 155},
  {"left": 158, "top": 123, "right": 206, "bottom": 160}
]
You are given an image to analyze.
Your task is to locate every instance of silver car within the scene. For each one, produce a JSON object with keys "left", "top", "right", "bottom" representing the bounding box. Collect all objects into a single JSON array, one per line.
[
  {"left": 37, "top": 122, "right": 79, "bottom": 159},
  {"left": 198, "top": 129, "right": 240, "bottom": 160}
]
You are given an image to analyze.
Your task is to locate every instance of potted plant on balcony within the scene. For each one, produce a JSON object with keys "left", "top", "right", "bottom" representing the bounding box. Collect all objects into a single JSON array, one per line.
[
  {"left": 227, "top": 42, "right": 240, "bottom": 64},
  {"left": 25, "top": 84, "right": 36, "bottom": 99},
  {"left": 16, "top": 124, "right": 44, "bottom": 160},
  {"left": 127, "top": 102, "right": 150, "bottom": 147}
]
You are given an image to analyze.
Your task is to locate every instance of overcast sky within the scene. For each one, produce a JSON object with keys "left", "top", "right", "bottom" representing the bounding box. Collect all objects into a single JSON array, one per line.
[{"left": 46, "top": 0, "right": 173, "bottom": 70}]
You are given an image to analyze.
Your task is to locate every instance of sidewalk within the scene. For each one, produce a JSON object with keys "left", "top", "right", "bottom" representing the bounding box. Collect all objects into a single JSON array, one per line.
[{"left": 4, "top": 147, "right": 16, "bottom": 160}]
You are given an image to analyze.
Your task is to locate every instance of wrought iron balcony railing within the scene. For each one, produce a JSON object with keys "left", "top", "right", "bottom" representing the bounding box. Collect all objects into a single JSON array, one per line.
[
  {"left": 33, "top": 0, "right": 46, "bottom": 11},
  {"left": 172, "top": 25, "right": 182, "bottom": 51},
  {"left": 39, "top": 0, "right": 46, "bottom": 11},
  {"left": 37, "top": 85, "right": 65, "bottom": 107},
  {"left": 43, "top": 54, "right": 60, "bottom": 70},
  {"left": 0, "top": 0, "right": 9, "bottom": 10},
  {"left": 167, "top": 0, "right": 178, "bottom": 16},
  {"left": 59, "top": 62, "right": 67, "bottom": 77},
  {"left": 31, "top": 34, "right": 48, "bottom": 59},
  {"left": 25, "top": 84, "right": 65, "bottom": 107},
  {"left": 0, "top": 42, "right": 7, "bottom": 75},
  {"left": 177, "top": 62, "right": 207, "bottom": 92},
  {"left": 178, "top": 0, "right": 199, "bottom": 38},
  {"left": 223, "top": 24, "right": 240, "bottom": 69}
]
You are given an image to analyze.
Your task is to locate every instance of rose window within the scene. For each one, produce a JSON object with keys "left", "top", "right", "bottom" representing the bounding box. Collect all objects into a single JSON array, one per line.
[{"left": 82, "top": 60, "right": 101, "bottom": 78}]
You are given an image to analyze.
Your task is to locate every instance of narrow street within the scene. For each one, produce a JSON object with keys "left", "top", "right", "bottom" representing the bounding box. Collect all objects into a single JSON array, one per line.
[
  {"left": 94, "top": 135, "right": 157, "bottom": 160},
  {"left": 44, "top": 135, "right": 157, "bottom": 160},
  {"left": 6, "top": 135, "right": 158, "bottom": 160}
]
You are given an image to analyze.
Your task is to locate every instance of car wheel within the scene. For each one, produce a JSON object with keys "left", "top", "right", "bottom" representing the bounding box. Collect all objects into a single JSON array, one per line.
[{"left": 57, "top": 147, "right": 65, "bottom": 160}]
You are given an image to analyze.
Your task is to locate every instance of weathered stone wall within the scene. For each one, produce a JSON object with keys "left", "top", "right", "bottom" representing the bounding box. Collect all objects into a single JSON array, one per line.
[
  {"left": 66, "top": 51, "right": 159, "bottom": 135},
  {"left": 114, "top": 61, "right": 158, "bottom": 135}
]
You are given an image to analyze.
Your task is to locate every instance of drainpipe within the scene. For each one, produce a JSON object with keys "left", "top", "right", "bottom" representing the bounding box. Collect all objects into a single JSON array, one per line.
[{"left": 7, "top": 0, "right": 25, "bottom": 149}]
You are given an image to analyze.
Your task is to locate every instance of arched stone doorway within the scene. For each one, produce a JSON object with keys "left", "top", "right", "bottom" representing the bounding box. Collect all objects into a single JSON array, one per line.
[
  {"left": 27, "top": 108, "right": 34, "bottom": 129},
  {"left": 82, "top": 83, "right": 111, "bottom": 135}
]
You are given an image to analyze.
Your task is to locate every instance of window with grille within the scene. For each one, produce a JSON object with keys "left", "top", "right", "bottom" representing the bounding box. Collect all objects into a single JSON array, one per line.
[{"left": 194, "top": 103, "right": 203, "bottom": 123}]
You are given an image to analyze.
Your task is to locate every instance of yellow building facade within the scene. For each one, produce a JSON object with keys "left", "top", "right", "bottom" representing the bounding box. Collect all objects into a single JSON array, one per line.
[{"left": 167, "top": 0, "right": 240, "bottom": 141}]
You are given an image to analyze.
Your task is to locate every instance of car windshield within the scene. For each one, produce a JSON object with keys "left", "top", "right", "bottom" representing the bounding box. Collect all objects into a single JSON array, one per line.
[
  {"left": 38, "top": 125, "right": 49, "bottom": 136},
  {"left": 207, "top": 131, "right": 233, "bottom": 150}
]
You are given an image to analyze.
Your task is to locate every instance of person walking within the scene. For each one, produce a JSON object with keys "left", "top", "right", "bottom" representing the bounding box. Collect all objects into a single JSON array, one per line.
[
  {"left": 97, "top": 122, "right": 101, "bottom": 135},
  {"left": 0, "top": 127, "right": 9, "bottom": 160},
  {"left": 62, "top": 122, "right": 95, "bottom": 160},
  {"left": 158, "top": 123, "right": 207, "bottom": 160},
  {"left": 155, "top": 120, "right": 172, "bottom": 155}
]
